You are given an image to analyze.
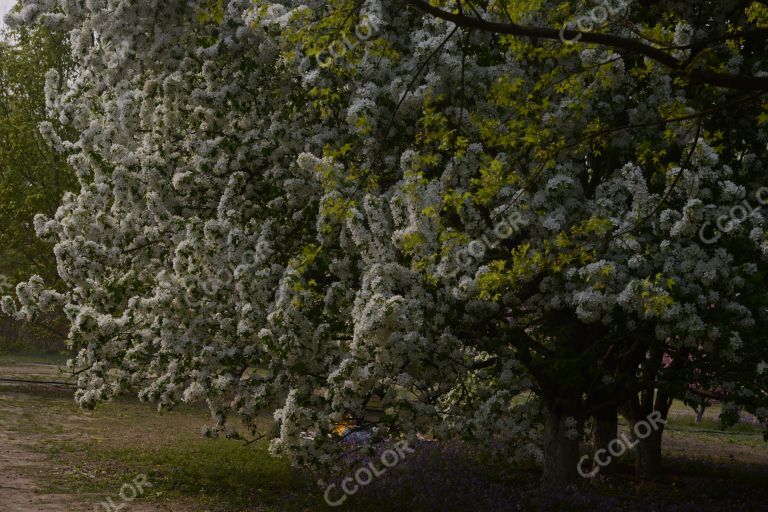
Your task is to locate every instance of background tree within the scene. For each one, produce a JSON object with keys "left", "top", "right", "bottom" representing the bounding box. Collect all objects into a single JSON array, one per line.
[{"left": 0, "top": 19, "right": 75, "bottom": 351}]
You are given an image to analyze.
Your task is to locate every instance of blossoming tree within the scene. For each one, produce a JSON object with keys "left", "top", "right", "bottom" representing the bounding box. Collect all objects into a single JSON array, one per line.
[{"left": 5, "top": 0, "right": 768, "bottom": 489}]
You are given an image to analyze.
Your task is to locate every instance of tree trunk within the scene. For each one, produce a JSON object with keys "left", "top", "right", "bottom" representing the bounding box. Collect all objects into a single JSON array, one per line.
[
  {"left": 695, "top": 404, "right": 705, "bottom": 424},
  {"left": 541, "top": 408, "right": 581, "bottom": 488},
  {"left": 632, "top": 389, "right": 671, "bottom": 480},
  {"left": 635, "top": 427, "right": 663, "bottom": 479},
  {"left": 592, "top": 405, "right": 618, "bottom": 476}
]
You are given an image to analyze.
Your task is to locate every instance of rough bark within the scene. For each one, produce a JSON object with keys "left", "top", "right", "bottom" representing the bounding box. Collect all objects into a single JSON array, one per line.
[
  {"left": 630, "top": 389, "right": 672, "bottom": 480},
  {"left": 541, "top": 408, "right": 581, "bottom": 488},
  {"left": 592, "top": 405, "right": 618, "bottom": 476},
  {"left": 635, "top": 427, "right": 664, "bottom": 479}
]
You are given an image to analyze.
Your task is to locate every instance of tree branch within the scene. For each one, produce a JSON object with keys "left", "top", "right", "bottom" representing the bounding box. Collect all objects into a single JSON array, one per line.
[{"left": 403, "top": 0, "right": 768, "bottom": 90}]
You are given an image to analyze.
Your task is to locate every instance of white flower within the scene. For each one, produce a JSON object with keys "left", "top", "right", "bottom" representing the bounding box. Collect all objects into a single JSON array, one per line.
[{"left": 183, "top": 382, "right": 206, "bottom": 403}]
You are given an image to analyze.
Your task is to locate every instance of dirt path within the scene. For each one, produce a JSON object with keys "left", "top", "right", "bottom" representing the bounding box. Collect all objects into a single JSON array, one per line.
[
  {"left": 0, "top": 388, "right": 186, "bottom": 512},
  {"left": 0, "top": 424, "right": 78, "bottom": 511},
  {"left": 0, "top": 391, "right": 96, "bottom": 511}
]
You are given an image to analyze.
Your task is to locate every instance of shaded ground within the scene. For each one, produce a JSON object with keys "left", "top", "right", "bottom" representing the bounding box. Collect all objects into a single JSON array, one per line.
[
  {"left": 0, "top": 353, "right": 315, "bottom": 512},
  {"left": 1, "top": 353, "right": 768, "bottom": 511}
]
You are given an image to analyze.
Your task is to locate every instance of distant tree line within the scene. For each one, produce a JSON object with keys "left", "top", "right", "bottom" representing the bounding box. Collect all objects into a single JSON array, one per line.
[{"left": 0, "top": 21, "right": 74, "bottom": 352}]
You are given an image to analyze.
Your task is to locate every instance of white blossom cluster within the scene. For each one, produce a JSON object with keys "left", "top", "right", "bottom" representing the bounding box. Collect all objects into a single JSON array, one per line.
[{"left": 0, "top": 0, "right": 547, "bottom": 469}]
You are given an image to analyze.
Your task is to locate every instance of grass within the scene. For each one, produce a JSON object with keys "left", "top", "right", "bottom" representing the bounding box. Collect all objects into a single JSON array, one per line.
[
  {"left": 1, "top": 389, "right": 321, "bottom": 511},
  {"left": 46, "top": 438, "right": 315, "bottom": 511},
  {"left": 0, "top": 350, "right": 68, "bottom": 366}
]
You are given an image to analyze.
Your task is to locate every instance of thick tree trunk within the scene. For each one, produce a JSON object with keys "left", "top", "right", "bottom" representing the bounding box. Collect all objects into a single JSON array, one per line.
[
  {"left": 635, "top": 427, "right": 663, "bottom": 479},
  {"left": 541, "top": 408, "right": 581, "bottom": 488},
  {"left": 632, "top": 389, "right": 671, "bottom": 480},
  {"left": 592, "top": 405, "right": 618, "bottom": 476}
]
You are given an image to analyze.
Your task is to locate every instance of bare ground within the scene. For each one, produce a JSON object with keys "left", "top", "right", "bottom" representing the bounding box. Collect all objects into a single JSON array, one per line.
[
  {"left": 0, "top": 354, "right": 199, "bottom": 512},
  {"left": 0, "top": 395, "right": 170, "bottom": 511}
]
